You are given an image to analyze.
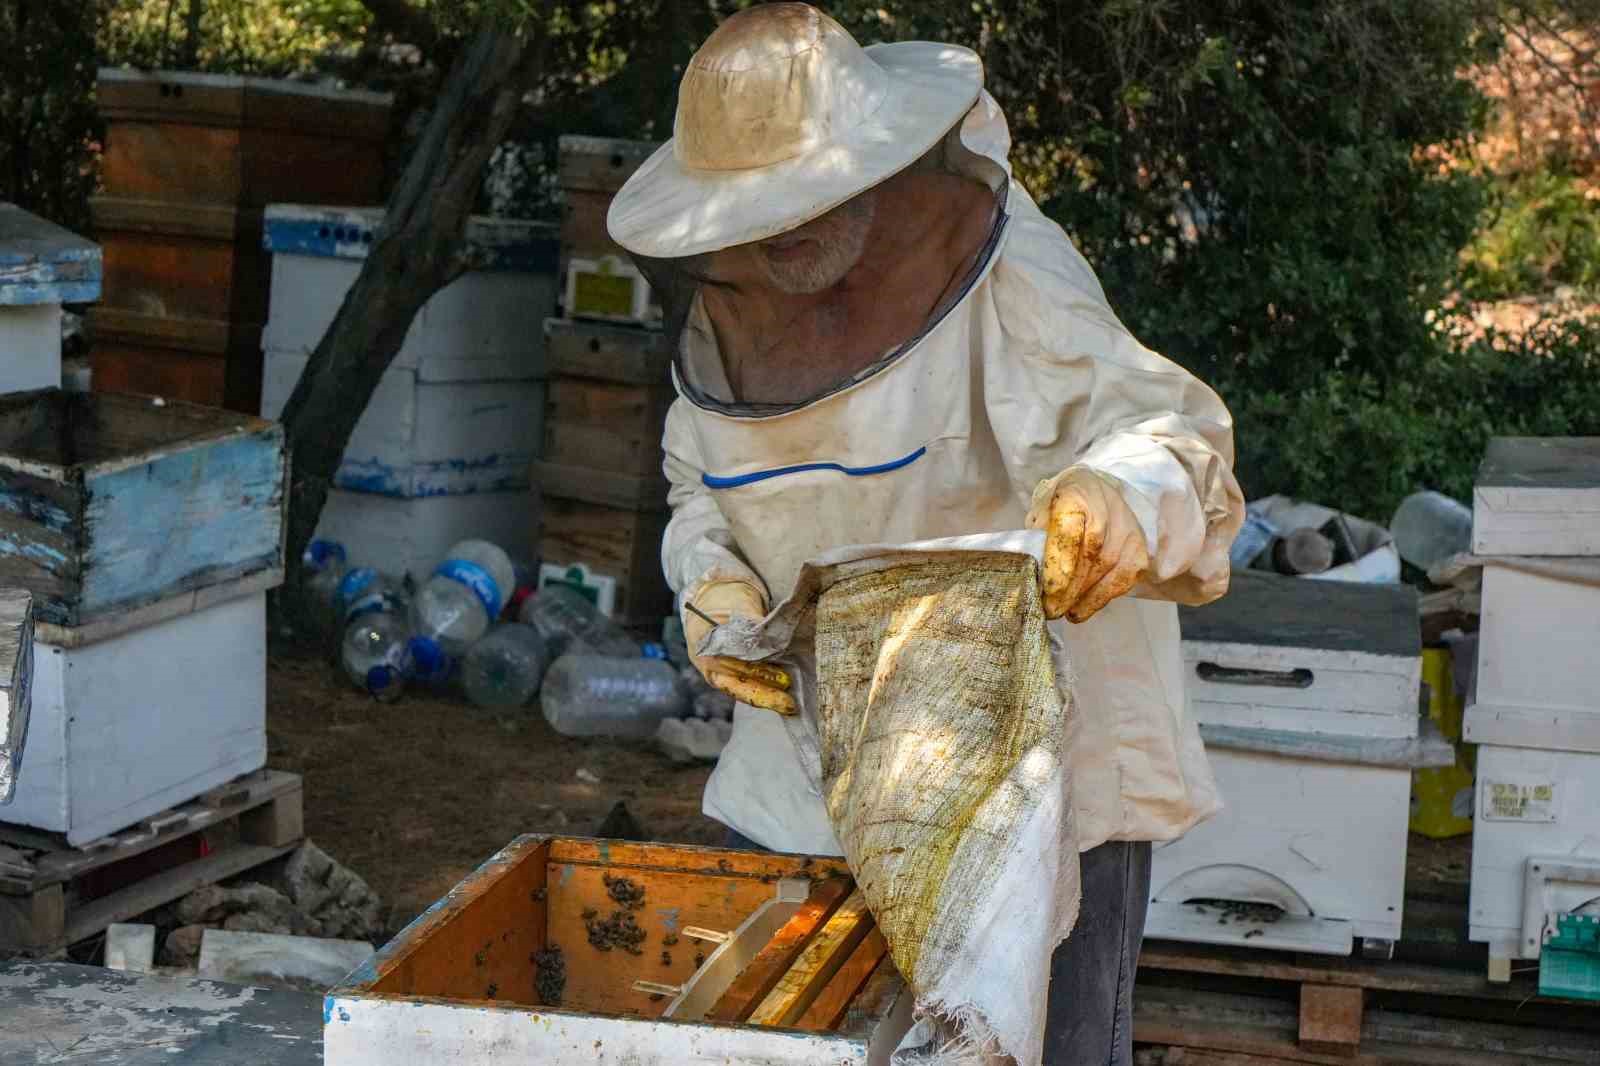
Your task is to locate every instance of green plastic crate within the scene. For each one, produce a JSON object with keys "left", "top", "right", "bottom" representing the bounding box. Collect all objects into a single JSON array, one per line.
[{"left": 1541, "top": 913, "right": 1600, "bottom": 1002}]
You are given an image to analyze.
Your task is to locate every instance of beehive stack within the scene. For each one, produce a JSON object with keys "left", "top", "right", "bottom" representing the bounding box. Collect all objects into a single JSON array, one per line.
[
  {"left": 537, "top": 136, "right": 675, "bottom": 625},
  {"left": 1463, "top": 437, "right": 1600, "bottom": 993},
  {"left": 259, "top": 206, "right": 560, "bottom": 584},
  {"left": 89, "top": 69, "right": 390, "bottom": 411}
]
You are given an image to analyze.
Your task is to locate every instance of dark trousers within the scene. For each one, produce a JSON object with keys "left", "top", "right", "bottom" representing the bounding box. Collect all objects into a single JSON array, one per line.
[{"left": 722, "top": 828, "right": 1152, "bottom": 1066}]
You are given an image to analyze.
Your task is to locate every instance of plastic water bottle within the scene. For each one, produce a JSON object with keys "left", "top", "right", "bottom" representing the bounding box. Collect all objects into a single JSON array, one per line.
[
  {"left": 541, "top": 655, "right": 688, "bottom": 739},
  {"left": 301, "top": 539, "right": 348, "bottom": 644},
  {"left": 340, "top": 609, "right": 411, "bottom": 703},
  {"left": 461, "top": 624, "right": 551, "bottom": 708},
  {"left": 336, "top": 567, "right": 406, "bottom": 623},
  {"left": 519, "top": 584, "right": 640, "bottom": 659},
  {"left": 410, "top": 540, "right": 516, "bottom": 660},
  {"left": 1390, "top": 491, "right": 1473, "bottom": 573},
  {"left": 1230, "top": 512, "right": 1278, "bottom": 569}
]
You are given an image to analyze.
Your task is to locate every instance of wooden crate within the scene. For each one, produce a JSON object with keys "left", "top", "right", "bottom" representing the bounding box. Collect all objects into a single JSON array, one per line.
[
  {"left": 544, "top": 377, "right": 672, "bottom": 478},
  {"left": 557, "top": 136, "right": 659, "bottom": 261},
  {"left": 97, "top": 69, "right": 390, "bottom": 208},
  {"left": 545, "top": 317, "right": 672, "bottom": 386},
  {"left": 538, "top": 496, "right": 672, "bottom": 625},
  {"left": 90, "top": 197, "right": 268, "bottom": 324},
  {"left": 325, "top": 836, "right": 909, "bottom": 1065},
  {"left": 0, "top": 389, "right": 284, "bottom": 628},
  {"left": 0, "top": 770, "right": 302, "bottom": 955},
  {"left": 94, "top": 69, "right": 390, "bottom": 412},
  {"left": 7, "top": 591, "right": 269, "bottom": 845}
]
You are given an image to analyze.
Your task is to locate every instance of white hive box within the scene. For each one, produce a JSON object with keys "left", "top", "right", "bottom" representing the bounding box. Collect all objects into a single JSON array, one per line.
[
  {"left": 1468, "top": 743, "right": 1600, "bottom": 970},
  {"left": 1465, "top": 561, "right": 1600, "bottom": 754},
  {"left": 1152, "top": 572, "right": 1424, "bottom": 955},
  {"left": 309, "top": 489, "right": 537, "bottom": 587},
  {"left": 6, "top": 592, "right": 266, "bottom": 846},
  {"left": 261, "top": 205, "right": 559, "bottom": 381},
  {"left": 0, "top": 204, "right": 100, "bottom": 394},
  {"left": 1472, "top": 437, "right": 1600, "bottom": 557},
  {"left": 259, "top": 352, "right": 546, "bottom": 498},
  {"left": 1179, "top": 571, "right": 1422, "bottom": 740}
]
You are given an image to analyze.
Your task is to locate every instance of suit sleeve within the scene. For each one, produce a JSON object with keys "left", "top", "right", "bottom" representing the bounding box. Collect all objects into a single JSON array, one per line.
[
  {"left": 986, "top": 198, "right": 1245, "bottom": 605},
  {"left": 660, "top": 397, "right": 770, "bottom": 605}
]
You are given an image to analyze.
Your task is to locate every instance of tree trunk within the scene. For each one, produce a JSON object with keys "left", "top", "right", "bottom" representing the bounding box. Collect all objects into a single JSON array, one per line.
[{"left": 275, "top": 19, "right": 544, "bottom": 626}]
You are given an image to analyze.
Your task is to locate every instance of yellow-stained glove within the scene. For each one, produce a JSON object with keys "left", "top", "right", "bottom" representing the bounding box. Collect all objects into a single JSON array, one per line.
[
  {"left": 1026, "top": 467, "right": 1152, "bottom": 623},
  {"left": 683, "top": 580, "right": 797, "bottom": 715}
]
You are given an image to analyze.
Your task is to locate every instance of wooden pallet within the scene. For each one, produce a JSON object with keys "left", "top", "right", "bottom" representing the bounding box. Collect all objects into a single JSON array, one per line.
[
  {"left": 1136, "top": 935, "right": 1600, "bottom": 1063},
  {"left": 0, "top": 769, "right": 302, "bottom": 955}
]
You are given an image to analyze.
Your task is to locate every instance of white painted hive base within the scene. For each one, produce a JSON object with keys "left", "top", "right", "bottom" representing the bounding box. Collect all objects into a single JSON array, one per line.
[
  {"left": 1469, "top": 743, "right": 1600, "bottom": 961},
  {"left": 1149, "top": 747, "right": 1410, "bottom": 951},
  {"left": 2, "top": 593, "right": 266, "bottom": 845},
  {"left": 311, "top": 489, "right": 537, "bottom": 585}
]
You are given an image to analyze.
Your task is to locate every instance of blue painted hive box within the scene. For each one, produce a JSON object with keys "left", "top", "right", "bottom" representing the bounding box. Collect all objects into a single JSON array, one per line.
[{"left": 0, "top": 389, "right": 284, "bottom": 629}]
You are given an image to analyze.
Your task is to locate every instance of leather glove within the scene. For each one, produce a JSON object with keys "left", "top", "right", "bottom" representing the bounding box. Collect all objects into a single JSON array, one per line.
[
  {"left": 1026, "top": 467, "right": 1152, "bottom": 623},
  {"left": 683, "top": 580, "right": 797, "bottom": 715}
]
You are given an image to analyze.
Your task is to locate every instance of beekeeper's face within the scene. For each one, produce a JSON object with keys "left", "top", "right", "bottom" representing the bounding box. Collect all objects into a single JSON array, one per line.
[{"left": 752, "top": 188, "right": 878, "bottom": 295}]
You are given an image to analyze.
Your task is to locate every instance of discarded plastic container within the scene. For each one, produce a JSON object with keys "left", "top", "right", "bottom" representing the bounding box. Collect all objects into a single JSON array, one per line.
[
  {"left": 336, "top": 567, "right": 406, "bottom": 623},
  {"left": 410, "top": 540, "right": 516, "bottom": 660},
  {"left": 339, "top": 609, "right": 411, "bottom": 703},
  {"left": 1390, "top": 491, "right": 1473, "bottom": 573},
  {"left": 408, "top": 636, "right": 455, "bottom": 686},
  {"left": 1230, "top": 511, "right": 1278, "bottom": 569},
  {"left": 541, "top": 655, "right": 688, "bottom": 739},
  {"left": 461, "top": 623, "right": 550, "bottom": 709},
  {"left": 519, "top": 584, "right": 640, "bottom": 659},
  {"left": 302, "top": 539, "right": 348, "bottom": 642}
]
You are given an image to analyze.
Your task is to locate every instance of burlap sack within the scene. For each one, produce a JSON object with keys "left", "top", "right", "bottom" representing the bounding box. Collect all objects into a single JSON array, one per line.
[{"left": 700, "top": 534, "right": 1080, "bottom": 1065}]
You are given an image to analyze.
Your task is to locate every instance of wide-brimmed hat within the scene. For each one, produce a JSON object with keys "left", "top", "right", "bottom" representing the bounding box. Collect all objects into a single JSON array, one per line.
[{"left": 606, "top": 3, "right": 983, "bottom": 260}]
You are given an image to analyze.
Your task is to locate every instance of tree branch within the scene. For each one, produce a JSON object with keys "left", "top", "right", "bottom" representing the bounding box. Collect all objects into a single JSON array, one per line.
[{"left": 276, "top": 17, "right": 546, "bottom": 621}]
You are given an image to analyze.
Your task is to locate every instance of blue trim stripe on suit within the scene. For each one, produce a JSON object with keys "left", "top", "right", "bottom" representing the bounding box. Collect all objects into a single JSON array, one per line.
[{"left": 702, "top": 446, "right": 928, "bottom": 489}]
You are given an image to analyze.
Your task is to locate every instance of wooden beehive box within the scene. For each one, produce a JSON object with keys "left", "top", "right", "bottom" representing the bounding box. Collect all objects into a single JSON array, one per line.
[
  {"left": 325, "top": 836, "right": 911, "bottom": 1065},
  {"left": 1473, "top": 437, "right": 1600, "bottom": 557},
  {"left": 90, "top": 68, "right": 391, "bottom": 412},
  {"left": 0, "top": 389, "right": 285, "bottom": 630},
  {"left": 557, "top": 135, "right": 659, "bottom": 263}
]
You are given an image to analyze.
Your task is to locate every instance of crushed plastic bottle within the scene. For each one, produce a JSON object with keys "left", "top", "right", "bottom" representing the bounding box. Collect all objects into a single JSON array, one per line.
[
  {"left": 541, "top": 655, "right": 688, "bottom": 739},
  {"left": 461, "top": 623, "right": 550, "bottom": 708},
  {"left": 301, "top": 539, "right": 348, "bottom": 645},
  {"left": 409, "top": 540, "right": 516, "bottom": 661},
  {"left": 336, "top": 567, "right": 407, "bottom": 623},
  {"left": 1390, "top": 490, "right": 1473, "bottom": 574},
  {"left": 518, "top": 584, "right": 640, "bottom": 659},
  {"left": 339, "top": 608, "right": 411, "bottom": 703}
]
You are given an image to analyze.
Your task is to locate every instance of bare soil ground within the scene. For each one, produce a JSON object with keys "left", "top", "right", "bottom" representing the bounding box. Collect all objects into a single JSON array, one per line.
[{"left": 264, "top": 643, "right": 724, "bottom": 937}]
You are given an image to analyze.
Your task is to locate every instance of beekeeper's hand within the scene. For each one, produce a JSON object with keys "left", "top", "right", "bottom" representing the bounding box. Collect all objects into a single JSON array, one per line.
[
  {"left": 1026, "top": 467, "right": 1152, "bottom": 623},
  {"left": 683, "top": 580, "right": 796, "bottom": 715}
]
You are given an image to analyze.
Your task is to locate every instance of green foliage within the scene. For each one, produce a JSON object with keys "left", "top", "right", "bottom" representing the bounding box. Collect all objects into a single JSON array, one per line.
[
  {"left": 99, "top": 0, "right": 372, "bottom": 76},
  {"left": 1231, "top": 315, "right": 1600, "bottom": 521},
  {"left": 0, "top": 1, "right": 101, "bottom": 234},
  {"left": 1460, "top": 170, "right": 1600, "bottom": 299}
]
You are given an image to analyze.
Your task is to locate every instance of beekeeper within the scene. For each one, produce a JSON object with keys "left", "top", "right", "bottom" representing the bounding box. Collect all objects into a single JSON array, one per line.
[{"left": 608, "top": 4, "right": 1244, "bottom": 1062}]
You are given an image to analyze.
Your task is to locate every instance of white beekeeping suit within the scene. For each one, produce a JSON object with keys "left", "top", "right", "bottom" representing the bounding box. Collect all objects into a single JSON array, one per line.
[{"left": 625, "top": 87, "right": 1242, "bottom": 855}]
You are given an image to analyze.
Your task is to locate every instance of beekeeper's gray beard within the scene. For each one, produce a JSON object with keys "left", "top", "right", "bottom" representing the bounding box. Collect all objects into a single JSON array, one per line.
[{"left": 758, "top": 194, "right": 877, "bottom": 295}]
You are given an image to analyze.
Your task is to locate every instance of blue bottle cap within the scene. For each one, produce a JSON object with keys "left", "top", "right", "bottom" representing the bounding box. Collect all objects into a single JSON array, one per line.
[
  {"left": 641, "top": 642, "right": 669, "bottom": 661},
  {"left": 366, "top": 665, "right": 397, "bottom": 694}
]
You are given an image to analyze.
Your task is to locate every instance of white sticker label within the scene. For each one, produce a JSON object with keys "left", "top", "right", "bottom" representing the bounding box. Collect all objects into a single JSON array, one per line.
[{"left": 1482, "top": 780, "right": 1558, "bottom": 823}]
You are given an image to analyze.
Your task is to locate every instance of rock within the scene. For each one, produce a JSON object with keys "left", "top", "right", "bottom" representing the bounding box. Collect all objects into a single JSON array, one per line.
[
  {"left": 656, "top": 716, "right": 734, "bottom": 763},
  {"left": 176, "top": 882, "right": 309, "bottom": 934},
  {"left": 575, "top": 768, "right": 601, "bottom": 785},
  {"left": 271, "top": 841, "right": 384, "bottom": 942},
  {"left": 161, "top": 924, "right": 208, "bottom": 968},
  {"left": 594, "top": 801, "right": 648, "bottom": 842}
]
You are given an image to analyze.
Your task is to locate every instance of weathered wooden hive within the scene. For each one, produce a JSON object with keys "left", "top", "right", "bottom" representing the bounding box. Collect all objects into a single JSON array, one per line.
[
  {"left": 89, "top": 68, "right": 391, "bottom": 411},
  {"left": 326, "top": 836, "right": 910, "bottom": 1064}
]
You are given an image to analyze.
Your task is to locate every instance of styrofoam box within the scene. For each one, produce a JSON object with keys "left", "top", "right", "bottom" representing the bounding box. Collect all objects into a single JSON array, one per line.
[
  {"left": 1178, "top": 571, "right": 1422, "bottom": 740},
  {"left": 261, "top": 205, "right": 559, "bottom": 382},
  {"left": 1473, "top": 437, "right": 1600, "bottom": 557},
  {"left": 1148, "top": 746, "right": 1411, "bottom": 953},
  {"left": 1465, "top": 563, "right": 1600, "bottom": 754},
  {"left": 260, "top": 350, "right": 545, "bottom": 497},
  {"left": 4, "top": 593, "right": 266, "bottom": 846},
  {"left": 310, "top": 488, "right": 536, "bottom": 586},
  {"left": 1469, "top": 743, "right": 1600, "bottom": 961}
]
